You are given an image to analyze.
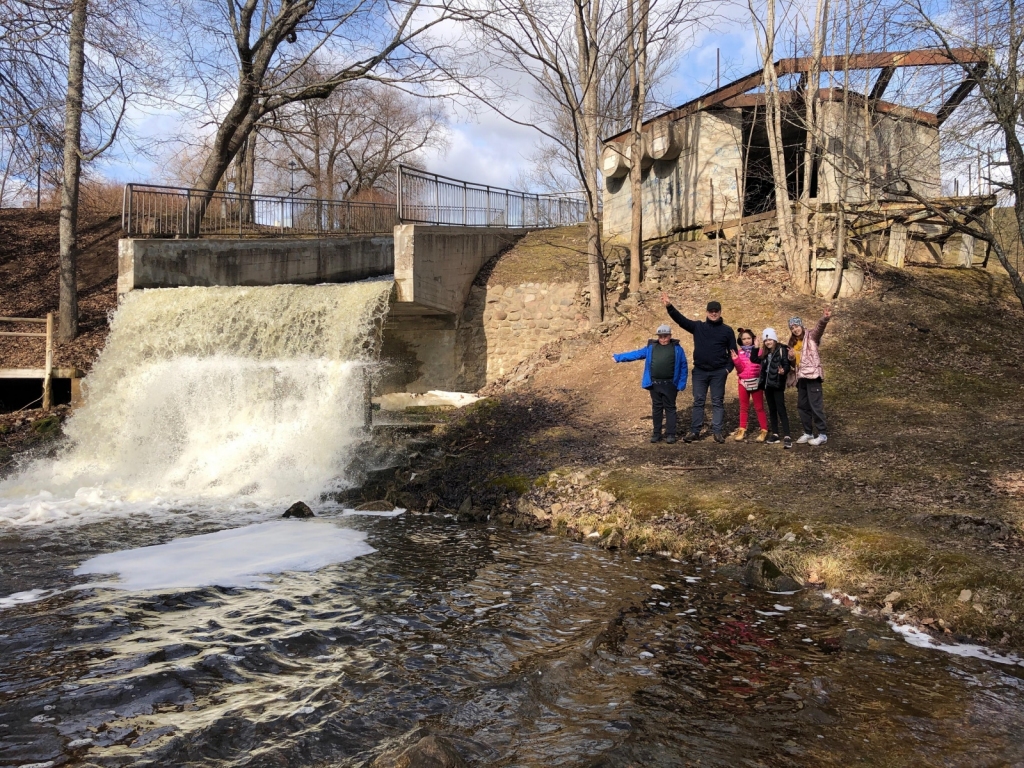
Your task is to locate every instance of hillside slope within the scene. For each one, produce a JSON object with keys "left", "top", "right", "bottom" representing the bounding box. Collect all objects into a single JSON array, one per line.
[{"left": 0, "top": 209, "right": 120, "bottom": 371}]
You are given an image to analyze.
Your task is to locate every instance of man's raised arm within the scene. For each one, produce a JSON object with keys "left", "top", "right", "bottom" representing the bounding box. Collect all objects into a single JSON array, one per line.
[{"left": 661, "top": 293, "right": 697, "bottom": 334}]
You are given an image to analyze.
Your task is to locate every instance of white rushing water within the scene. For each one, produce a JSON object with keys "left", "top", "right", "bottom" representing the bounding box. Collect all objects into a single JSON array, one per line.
[{"left": 0, "top": 282, "right": 392, "bottom": 526}]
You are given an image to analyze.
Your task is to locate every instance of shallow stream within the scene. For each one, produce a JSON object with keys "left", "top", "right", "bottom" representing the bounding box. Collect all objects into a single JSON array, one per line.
[{"left": 2, "top": 511, "right": 1024, "bottom": 767}]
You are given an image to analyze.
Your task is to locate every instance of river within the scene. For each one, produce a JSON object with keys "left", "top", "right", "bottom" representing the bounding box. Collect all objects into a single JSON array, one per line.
[{"left": 2, "top": 509, "right": 1024, "bottom": 766}]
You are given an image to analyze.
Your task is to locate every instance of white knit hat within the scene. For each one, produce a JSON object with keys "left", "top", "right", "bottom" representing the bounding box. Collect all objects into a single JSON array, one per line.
[
  {"left": 762, "top": 327, "right": 778, "bottom": 342},
  {"left": 656, "top": 324, "right": 671, "bottom": 335}
]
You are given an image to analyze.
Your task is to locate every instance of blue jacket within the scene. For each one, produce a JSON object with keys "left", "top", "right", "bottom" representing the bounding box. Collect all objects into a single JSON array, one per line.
[{"left": 613, "top": 339, "right": 688, "bottom": 391}]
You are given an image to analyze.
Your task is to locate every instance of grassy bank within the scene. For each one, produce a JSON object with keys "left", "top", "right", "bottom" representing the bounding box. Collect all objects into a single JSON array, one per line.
[{"left": 360, "top": 263, "right": 1024, "bottom": 650}]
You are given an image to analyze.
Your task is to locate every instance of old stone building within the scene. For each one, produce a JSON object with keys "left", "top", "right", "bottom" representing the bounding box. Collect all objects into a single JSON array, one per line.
[{"left": 602, "top": 48, "right": 990, "bottom": 256}]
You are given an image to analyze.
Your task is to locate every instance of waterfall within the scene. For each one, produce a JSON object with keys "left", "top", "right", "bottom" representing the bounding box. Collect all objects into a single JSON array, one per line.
[{"left": 0, "top": 281, "right": 392, "bottom": 525}]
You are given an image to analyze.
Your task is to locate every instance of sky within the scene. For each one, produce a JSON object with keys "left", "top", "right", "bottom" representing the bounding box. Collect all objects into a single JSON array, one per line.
[{"left": 93, "top": 20, "right": 762, "bottom": 192}]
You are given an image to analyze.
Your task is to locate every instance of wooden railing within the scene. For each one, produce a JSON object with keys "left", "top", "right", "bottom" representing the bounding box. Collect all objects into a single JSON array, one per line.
[{"left": 0, "top": 314, "right": 54, "bottom": 410}]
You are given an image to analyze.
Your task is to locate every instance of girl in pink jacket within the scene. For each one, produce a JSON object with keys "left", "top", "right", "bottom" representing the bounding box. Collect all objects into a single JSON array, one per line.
[{"left": 730, "top": 328, "right": 769, "bottom": 442}]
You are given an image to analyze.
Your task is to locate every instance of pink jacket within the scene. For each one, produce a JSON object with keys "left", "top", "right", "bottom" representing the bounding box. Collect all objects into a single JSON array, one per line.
[
  {"left": 788, "top": 315, "right": 830, "bottom": 384},
  {"left": 733, "top": 348, "right": 761, "bottom": 381}
]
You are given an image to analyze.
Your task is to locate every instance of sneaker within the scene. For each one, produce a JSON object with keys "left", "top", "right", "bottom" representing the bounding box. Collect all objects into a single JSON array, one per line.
[
  {"left": 731, "top": 428, "right": 746, "bottom": 442},
  {"left": 665, "top": 435, "right": 678, "bottom": 444},
  {"left": 809, "top": 434, "right": 828, "bottom": 446},
  {"left": 783, "top": 436, "right": 793, "bottom": 449},
  {"left": 756, "top": 429, "right": 769, "bottom": 443},
  {"left": 796, "top": 433, "right": 813, "bottom": 444},
  {"left": 714, "top": 432, "right": 725, "bottom": 444},
  {"left": 650, "top": 435, "right": 662, "bottom": 443},
  {"left": 683, "top": 432, "right": 700, "bottom": 443},
  {"left": 765, "top": 434, "right": 781, "bottom": 445}
]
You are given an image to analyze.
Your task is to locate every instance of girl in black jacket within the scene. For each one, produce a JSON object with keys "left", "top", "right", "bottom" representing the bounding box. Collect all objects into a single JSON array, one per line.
[{"left": 748, "top": 328, "right": 793, "bottom": 448}]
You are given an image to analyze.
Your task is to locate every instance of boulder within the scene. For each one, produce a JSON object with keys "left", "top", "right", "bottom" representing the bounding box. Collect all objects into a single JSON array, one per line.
[
  {"left": 739, "top": 555, "right": 802, "bottom": 592},
  {"left": 282, "top": 501, "right": 314, "bottom": 519},
  {"left": 371, "top": 734, "right": 469, "bottom": 768},
  {"left": 355, "top": 500, "right": 395, "bottom": 512}
]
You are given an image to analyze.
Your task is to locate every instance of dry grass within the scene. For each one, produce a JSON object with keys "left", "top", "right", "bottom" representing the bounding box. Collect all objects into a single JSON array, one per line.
[{"left": 483, "top": 224, "right": 589, "bottom": 286}]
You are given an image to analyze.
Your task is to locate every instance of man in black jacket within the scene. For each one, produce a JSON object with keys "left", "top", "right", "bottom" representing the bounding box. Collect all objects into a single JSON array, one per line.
[{"left": 661, "top": 293, "right": 737, "bottom": 443}]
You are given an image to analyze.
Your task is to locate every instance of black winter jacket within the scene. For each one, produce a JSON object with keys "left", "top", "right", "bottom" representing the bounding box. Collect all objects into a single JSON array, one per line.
[
  {"left": 749, "top": 344, "right": 791, "bottom": 390},
  {"left": 665, "top": 304, "right": 737, "bottom": 372}
]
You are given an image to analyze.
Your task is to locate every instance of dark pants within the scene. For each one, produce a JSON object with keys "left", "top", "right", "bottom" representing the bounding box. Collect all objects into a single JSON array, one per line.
[
  {"left": 764, "top": 387, "right": 790, "bottom": 437},
  {"left": 691, "top": 367, "right": 729, "bottom": 435},
  {"left": 797, "top": 378, "right": 827, "bottom": 435},
  {"left": 649, "top": 380, "right": 678, "bottom": 437}
]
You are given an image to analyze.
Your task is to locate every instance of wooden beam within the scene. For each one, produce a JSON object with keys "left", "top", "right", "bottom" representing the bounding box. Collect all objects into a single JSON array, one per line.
[
  {"left": 604, "top": 47, "right": 987, "bottom": 143},
  {"left": 869, "top": 67, "right": 896, "bottom": 100},
  {"left": 937, "top": 63, "right": 989, "bottom": 125}
]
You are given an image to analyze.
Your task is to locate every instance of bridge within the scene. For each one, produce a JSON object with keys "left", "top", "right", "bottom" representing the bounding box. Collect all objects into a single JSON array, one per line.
[{"left": 117, "top": 166, "right": 587, "bottom": 391}]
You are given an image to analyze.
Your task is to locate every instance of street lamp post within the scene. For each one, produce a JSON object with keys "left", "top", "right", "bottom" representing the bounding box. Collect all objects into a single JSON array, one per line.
[{"left": 288, "top": 159, "right": 296, "bottom": 230}]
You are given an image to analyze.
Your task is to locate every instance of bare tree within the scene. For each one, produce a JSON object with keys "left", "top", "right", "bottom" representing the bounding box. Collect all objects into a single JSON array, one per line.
[
  {"left": 59, "top": 0, "right": 88, "bottom": 342},
  {"left": 265, "top": 76, "right": 446, "bottom": 200},
  {"left": 894, "top": 0, "right": 1024, "bottom": 307},
  {"left": 626, "top": 0, "right": 649, "bottom": 295},
  {"left": 163, "top": 0, "right": 454, "bottom": 211}
]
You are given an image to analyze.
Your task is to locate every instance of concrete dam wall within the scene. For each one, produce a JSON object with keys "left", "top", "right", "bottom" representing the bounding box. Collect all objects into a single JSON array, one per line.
[{"left": 113, "top": 227, "right": 584, "bottom": 395}]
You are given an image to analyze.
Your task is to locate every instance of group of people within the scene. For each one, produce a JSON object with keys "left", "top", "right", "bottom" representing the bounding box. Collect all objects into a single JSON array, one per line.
[{"left": 613, "top": 293, "right": 832, "bottom": 449}]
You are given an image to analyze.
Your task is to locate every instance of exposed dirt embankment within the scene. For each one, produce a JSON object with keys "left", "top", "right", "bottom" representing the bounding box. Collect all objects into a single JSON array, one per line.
[
  {"left": 0, "top": 208, "right": 120, "bottom": 371},
  {"left": 355, "top": 263, "right": 1024, "bottom": 651}
]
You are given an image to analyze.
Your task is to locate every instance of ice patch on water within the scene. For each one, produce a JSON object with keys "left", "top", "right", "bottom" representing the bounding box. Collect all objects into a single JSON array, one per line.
[
  {"left": 0, "top": 588, "right": 57, "bottom": 609},
  {"left": 892, "top": 624, "right": 1024, "bottom": 667},
  {"left": 74, "top": 520, "right": 375, "bottom": 591},
  {"left": 340, "top": 507, "right": 405, "bottom": 517}
]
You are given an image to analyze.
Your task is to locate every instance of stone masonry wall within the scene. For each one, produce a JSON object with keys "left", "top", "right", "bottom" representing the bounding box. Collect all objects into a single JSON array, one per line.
[{"left": 457, "top": 282, "right": 583, "bottom": 390}]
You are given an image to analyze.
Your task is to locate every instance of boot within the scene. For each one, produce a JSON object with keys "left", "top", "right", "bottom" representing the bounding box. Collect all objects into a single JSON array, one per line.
[
  {"left": 731, "top": 427, "right": 746, "bottom": 442},
  {"left": 756, "top": 429, "right": 769, "bottom": 443}
]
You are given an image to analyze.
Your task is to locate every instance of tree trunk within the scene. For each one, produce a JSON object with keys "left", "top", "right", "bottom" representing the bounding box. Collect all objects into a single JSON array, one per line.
[
  {"left": 760, "top": 0, "right": 810, "bottom": 292},
  {"left": 627, "top": 0, "right": 648, "bottom": 295},
  {"left": 825, "top": 206, "right": 846, "bottom": 298},
  {"left": 59, "top": 0, "right": 87, "bottom": 343}
]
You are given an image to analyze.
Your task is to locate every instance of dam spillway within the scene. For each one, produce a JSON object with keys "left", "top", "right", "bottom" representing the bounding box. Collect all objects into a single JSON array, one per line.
[{"left": 0, "top": 281, "right": 392, "bottom": 525}]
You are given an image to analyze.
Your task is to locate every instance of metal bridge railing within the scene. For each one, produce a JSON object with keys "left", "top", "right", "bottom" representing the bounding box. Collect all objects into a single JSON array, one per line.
[
  {"left": 122, "top": 183, "right": 398, "bottom": 238},
  {"left": 396, "top": 165, "right": 586, "bottom": 228}
]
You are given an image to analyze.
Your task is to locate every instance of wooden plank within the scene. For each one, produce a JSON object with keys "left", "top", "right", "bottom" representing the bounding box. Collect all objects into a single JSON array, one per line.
[
  {"left": 0, "top": 368, "right": 84, "bottom": 379},
  {"left": 0, "top": 316, "right": 48, "bottom": 324},
  {"left": 0, "top": 331, "right": 47, "bottom": 338},
  {"left": 888, "top": 223, "right": 908, "bottom": 269},
  {"left": 43, "top": 312, "right": 53, "bottom": 410}
]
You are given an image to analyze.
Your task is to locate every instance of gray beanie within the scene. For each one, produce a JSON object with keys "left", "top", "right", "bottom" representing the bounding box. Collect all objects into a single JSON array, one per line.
[{"left": 788, "top": 316, "right": 803, "bottom": 328}]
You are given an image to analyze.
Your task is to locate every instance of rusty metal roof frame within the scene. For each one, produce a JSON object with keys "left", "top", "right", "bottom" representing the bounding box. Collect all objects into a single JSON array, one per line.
[{"left": 605, "top": 47, "right": 989, "bottom": 143}]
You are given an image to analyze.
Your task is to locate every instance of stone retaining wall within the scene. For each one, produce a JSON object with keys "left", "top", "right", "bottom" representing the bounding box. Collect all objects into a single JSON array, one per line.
[{"left": 457, "top": 282, "right": 583, "bottom": 390}]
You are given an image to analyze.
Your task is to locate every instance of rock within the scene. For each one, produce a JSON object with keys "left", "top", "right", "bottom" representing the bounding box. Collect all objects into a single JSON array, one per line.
[
  {"left": 458, "top": 496, "right": 473, "bottom": 516},
  {"left": 371, "top": 734, "right": 469, "bottom": 768},
  {"left": 356, "top": 500, "right": 394, "bottom": 511},
  {"left": 282, "top": 501, "right": 314, "bottom": 518},
  {"left": 958, "top": 589, "right": 972, "bottom": 603},
  {"left": 550, "top": 502, "right": 563, "bottom": 514},
  {"left": 600, "top": 530, "right": 624, "bottom": 549},
  {"left": 973, "top": 603, "right": 985, "bottom": 614},
  {"left": 884, "top": 591, "right": 902, "bottom": 604},
  {"left": 597, "top": 490, "right": 616, "bottom": 504}
]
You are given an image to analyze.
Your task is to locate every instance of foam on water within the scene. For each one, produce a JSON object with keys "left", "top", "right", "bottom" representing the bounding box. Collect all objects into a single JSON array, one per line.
[
  {"left": 0, "top": 282, "right": 392, "bottom": 525},
  {"left": 74, "top": 520, "right": 377, "bottom": 591}
]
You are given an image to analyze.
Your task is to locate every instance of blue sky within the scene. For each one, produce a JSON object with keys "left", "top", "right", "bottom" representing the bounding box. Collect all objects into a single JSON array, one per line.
[{"left": 94, "top": 21, "right": 763, "bottom": 191}]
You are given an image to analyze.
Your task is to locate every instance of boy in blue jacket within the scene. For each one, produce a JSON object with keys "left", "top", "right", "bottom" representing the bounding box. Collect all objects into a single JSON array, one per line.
[{"left": 613, "top": 324, "right": 689, "bottom": 444}]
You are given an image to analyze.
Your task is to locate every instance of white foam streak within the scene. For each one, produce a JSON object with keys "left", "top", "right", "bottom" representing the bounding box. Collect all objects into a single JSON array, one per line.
[
  {"left": 0, "top": 282, "right": 392, "bottom": 525},
  {"left": 74, "top": 520, "right": 376, "bottom": 591}
]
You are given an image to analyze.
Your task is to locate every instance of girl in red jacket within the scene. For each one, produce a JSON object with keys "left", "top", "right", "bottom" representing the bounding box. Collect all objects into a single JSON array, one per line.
[{"left": 730, "top": 328, "right": 769, "bottom": 442}]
